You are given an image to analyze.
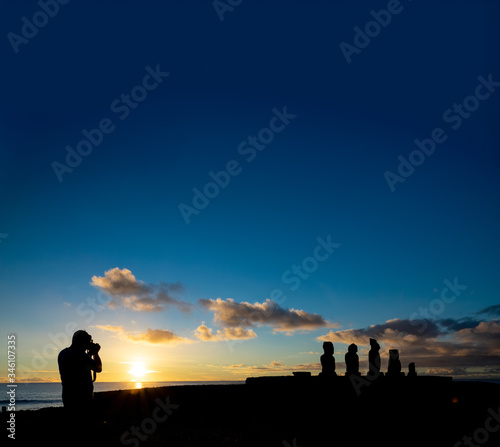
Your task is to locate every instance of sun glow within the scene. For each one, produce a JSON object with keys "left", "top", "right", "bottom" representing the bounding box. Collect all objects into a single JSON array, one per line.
[{"left": 128, "top": 362, "right": 148, "bottom": 381}]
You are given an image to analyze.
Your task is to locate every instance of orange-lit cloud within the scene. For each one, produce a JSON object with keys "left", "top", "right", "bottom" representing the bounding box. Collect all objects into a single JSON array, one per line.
[
  {"left": 224, "top": 360, "right": 321, "bottom": 375},
  {"left": 90, "top": 267, "right": 192, "bottom": 312},
  {"left": 194, "top": 324, "right": 257, "bottom": 341},
  {"left": 424, "top": 367, "right": 468, "bottom": 376},
  {"left": 199, "top": 298, "right": 337, "bottom": 334},
  {"left": 94, "top": 324, "right": 192, "bottom": 345}
]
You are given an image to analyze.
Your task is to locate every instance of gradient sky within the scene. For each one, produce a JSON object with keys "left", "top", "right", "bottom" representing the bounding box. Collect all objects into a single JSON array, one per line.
[{"left": 1, "top": 0, "right": 499, "bottom": 383}]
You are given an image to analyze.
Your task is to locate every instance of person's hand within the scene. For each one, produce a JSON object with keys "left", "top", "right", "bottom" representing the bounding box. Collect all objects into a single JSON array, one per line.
[{"left": 88, "top": 342, "right": 101, "bottom": 355}]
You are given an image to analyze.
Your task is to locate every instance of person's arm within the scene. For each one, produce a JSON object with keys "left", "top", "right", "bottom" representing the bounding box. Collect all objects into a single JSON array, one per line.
[{"left": 90, "top": 344, "right": 102, "bottom": 373}]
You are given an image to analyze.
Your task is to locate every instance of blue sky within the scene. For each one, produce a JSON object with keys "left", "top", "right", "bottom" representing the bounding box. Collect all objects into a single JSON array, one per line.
[{"left": 1, "top": 0, "right": 499, "bottom": 382}]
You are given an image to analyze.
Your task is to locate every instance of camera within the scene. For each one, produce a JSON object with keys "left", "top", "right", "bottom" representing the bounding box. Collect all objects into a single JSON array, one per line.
[{"left": 87, "top": 341, "right": 100, "bottom": 355}]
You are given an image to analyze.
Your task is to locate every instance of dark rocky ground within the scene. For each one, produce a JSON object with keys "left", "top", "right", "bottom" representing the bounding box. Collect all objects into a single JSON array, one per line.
[{"left": 4, "top": 376, "right": 500, "bottom": 446}]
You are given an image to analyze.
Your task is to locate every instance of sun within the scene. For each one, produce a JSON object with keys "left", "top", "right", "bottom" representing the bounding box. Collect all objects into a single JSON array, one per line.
[{"left": 128, "top": 362, "right": 148, "bottom": 381}]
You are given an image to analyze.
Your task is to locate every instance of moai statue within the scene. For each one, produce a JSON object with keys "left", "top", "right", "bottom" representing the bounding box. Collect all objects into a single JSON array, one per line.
[
  {"left": 345, "top": 343, "right": 360, "bottom": 377},
  {"left": 320, "top": 341, "right": 336, "bottom": 376},
  {"left": 368, "top": 338, "right": 381, "bottom": 377},
  {"left": 408, "top": 362, "right": 417, "bottom": 377},
  {"left": 387, "top": 349, "right": 404, "bottom": 376}
]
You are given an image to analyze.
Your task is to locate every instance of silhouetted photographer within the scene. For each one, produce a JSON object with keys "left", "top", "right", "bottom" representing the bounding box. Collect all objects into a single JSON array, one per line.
[{"left": 58, "top": 330, "right": 102, "bottom": 416}]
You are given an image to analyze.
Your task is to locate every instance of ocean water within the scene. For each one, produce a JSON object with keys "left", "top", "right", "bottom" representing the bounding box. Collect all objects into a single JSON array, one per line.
[{"left": 0, "top": 381, "right": 244, "bottom": 411}]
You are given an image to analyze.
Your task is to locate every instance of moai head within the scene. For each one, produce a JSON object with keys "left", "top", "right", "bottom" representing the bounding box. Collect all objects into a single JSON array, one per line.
[
  {"left": 408, "top": 362, "right": 417, "bottom": 376},
  {"left": 389, "top": 349, "right": 399, "bottom": 360},
  {"left": 369, "top": 338, "right": 380, "bottom": 352},
  {"left": 323, "top": 341, "right": 334, "bottom": 355}
]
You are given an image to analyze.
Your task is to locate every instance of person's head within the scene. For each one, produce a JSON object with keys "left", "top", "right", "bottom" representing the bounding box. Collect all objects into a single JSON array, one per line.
[
  {"left": 323, "top": 341, "right": 334, "bottom": 355},
  {"left": 348, "top": 343, "right": 357, "bottom": 353},
  {"left": 71, "top": 330, "right": 92, "bottom": 350}
]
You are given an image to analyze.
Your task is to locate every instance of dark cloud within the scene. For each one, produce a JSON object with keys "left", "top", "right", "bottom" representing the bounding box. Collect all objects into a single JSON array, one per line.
[
  {"left": 318, "top": 316, "right": 500, "bottom": 372},
  {"left": 437, "top": 317, "right": 481, "bottom": 332},
  {"left": 318, "top": 317, "right": 443, "bottom": 345},
  {"left": 199, "top": 298, "right": 337, "bottom": 333},
  {"left": 477, "top": 304, "right": 500, "bottom": 317}
]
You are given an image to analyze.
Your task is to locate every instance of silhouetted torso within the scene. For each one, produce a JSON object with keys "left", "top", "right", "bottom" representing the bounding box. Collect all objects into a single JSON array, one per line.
[
  {"left": 408, "top": 362, "right": 417, "bottom": 376},
  {"left": 368, "top": 338, "right": 381, "bottom": 376},
  {"left": 321, "top": 353, "right": 336, "bottom": 375},
  {"left": 345, "top": 343, "right": 360, "bottom": 376},
  {"left": 388, "top": 349, "right": 402, "bottom": 376},
  {"left": 58, "top": 346, "right": 94, "bottom": 409},
  {"left": 320, "top": 341, "right": 336, "bottom": 375}
]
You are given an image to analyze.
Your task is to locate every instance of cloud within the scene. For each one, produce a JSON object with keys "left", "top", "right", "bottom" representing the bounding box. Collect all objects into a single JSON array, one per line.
[
  {"left": 94, "top": 324, "right": 124, "bottom": 333},
  {"left": 194, "top": 324, "right": 257, "bottom": 341},
  {"left": 128, "top": 328, "right": 192, "bottom": 344},
  {"left": 293, "top": 362, "right": 321, "bottom": 371},
  {"left": 477, "top": 304, "right": 500, "bottom": 317},
  {"left": 437, "top": 317, "right": 481, "bottom": 332},
  {"left": 225, "top": 361, "right": 321, "bottom": 375},
  {"left": 318, "top": 318, "right": 442, "bottom": 347},
  {"left": 90, "top": 268, "right": 192, "bottom": 312},
  {"left": 454, "top": 320, "right": 500, "bottom": 355},
  {"left": 199, "top": 298, "right": 336, "bottom": 334},
  {"left": 94, "top": 324, "right": 191, "bottom": 345},
  {"left": 423, "top": 367, "right": 468, "bottom": 376},
  {"left": 18, "top": 377, "right": 59, "bottom": 383}
]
